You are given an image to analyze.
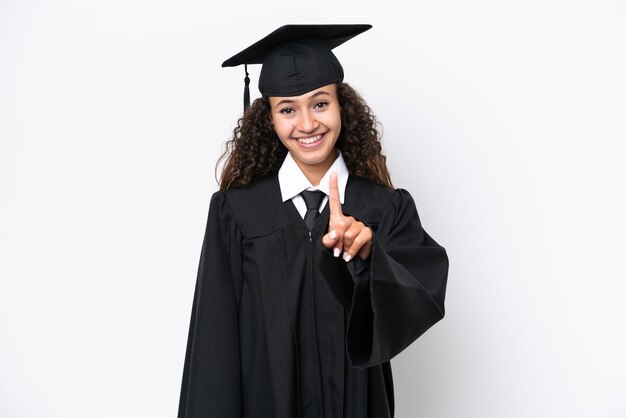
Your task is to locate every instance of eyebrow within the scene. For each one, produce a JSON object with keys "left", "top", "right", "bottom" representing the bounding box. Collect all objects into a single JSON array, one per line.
[{"left": 274, "top": 90, "right": 331, "bottom": 107}]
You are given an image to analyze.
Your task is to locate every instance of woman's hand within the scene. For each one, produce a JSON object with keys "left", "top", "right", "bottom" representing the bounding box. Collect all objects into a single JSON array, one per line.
[{"left": 322, "top": 172, "right": 372, "bottom": 262}]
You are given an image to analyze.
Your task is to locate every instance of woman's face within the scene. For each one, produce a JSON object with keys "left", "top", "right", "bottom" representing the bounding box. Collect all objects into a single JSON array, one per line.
[{"left": 269, "top": 83, "right": 342, "bottom": 179}]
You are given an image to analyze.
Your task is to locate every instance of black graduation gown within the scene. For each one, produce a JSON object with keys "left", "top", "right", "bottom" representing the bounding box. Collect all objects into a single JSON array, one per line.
[{"left": 178, "top": 174, "right": 449, "bottom": 418}]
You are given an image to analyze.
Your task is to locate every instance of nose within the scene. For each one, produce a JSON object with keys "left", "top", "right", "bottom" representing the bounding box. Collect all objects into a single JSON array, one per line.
[{"left": 296, "top": 110, "right": 318, "bottom": 133}]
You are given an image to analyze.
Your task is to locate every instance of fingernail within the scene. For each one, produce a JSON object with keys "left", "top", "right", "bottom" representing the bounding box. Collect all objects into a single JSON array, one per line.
[
  {"left": 333, "top": 248, "right": 341, "bottom": 257},
  {"left": 330, "top": 230, "right": 337, "bottom": 240},
  {"left": 344, "top": 253, "right": 352, "bottom": 263}
]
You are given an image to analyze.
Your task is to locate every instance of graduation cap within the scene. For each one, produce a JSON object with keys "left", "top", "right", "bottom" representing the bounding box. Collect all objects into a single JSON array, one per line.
[{"left": 222, "top": 24, "right": 372, "bottom": 111}]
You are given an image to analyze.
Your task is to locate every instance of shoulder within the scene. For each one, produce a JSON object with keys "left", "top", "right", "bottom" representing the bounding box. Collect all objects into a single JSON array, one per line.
[
  {"left": 216, "top": 174, "right": 283, "bottom": 237},
  {"left": 346, "top": 176, "right": 394, "bottom": 199},
  {"left": 216, "top": 174, "right": 279, "bottom": 208},
  {"left": 345, "top": 176, "right": 416, "bottom": 222},
  {"left": 224, "top": 174, "right": 279, "bottom": 199}
]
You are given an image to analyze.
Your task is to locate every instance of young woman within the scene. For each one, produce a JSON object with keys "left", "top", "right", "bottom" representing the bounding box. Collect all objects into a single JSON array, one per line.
[{"left": 178, "top": 24, "right": 449, "bottom": 418}]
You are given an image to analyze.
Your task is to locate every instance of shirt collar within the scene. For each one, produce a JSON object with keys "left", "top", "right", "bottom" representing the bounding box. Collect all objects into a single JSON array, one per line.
[{"left": 278, "top": 150, "right": 349, "bottom": 203}]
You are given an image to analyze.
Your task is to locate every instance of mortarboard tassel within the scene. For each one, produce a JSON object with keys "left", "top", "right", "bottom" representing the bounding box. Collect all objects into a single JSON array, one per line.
[{"left": 243, "top": 64, "right": 250, "bottom": 112}]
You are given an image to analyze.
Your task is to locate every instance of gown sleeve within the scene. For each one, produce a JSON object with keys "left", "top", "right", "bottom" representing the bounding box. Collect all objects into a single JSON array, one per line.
[
  {"left": 319, "top": 188, "right": 449, "bottom": 369},
  {"left": 178, "top": 192, "right": 243, "bottom": 418}
]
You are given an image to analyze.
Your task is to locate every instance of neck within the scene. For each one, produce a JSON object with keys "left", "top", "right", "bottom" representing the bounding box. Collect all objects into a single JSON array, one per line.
[{"left": 296, "top": 151, "right": 338, "bottom": 186}]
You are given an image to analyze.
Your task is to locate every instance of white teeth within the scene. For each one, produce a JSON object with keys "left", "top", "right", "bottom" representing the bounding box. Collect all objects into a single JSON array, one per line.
[{"left": 295, "top": 134, "right": 322, "bottom": 144}]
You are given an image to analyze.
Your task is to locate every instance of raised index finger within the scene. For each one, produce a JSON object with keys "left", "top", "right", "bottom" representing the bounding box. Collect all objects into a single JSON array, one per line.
[{"left": 328, "top": 171, "right": 343, "bottom": 217}]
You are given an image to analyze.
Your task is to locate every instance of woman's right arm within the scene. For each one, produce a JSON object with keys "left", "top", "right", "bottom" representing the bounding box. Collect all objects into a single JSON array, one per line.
[{"left": 178, "top": 192, "right": 243, "bottom": 418}]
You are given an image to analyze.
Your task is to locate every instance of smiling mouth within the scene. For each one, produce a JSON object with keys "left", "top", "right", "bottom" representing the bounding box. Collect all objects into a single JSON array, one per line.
[{"left": 294, "top": 133, "right": 324, "bottom": 144}]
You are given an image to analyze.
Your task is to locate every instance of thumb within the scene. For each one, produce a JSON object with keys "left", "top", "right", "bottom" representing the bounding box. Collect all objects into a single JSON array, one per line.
[{"left": 322, "top": 228, "right": 338, "bottom": 249}]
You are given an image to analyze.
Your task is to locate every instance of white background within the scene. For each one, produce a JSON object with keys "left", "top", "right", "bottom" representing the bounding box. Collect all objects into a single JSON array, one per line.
[{"left": 1, "top": 0, "right": 625, "bottom": 417}]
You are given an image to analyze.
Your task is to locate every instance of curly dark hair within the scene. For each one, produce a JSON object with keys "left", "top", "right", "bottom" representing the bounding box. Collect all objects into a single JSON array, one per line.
[{"left": 216, "top": 82, "right": 393, "bottom": 191}]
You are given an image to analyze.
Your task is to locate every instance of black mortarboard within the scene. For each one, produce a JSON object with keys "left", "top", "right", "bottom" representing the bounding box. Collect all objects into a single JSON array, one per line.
[{"left": 222, "top": 24, "right": 372, "bottom": 111}]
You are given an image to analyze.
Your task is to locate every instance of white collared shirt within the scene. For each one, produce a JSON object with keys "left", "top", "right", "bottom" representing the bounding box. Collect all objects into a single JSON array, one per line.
[{"left": 278, "top": 150, "right": 349, "bottom": 219}]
